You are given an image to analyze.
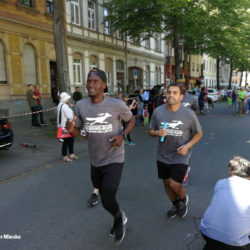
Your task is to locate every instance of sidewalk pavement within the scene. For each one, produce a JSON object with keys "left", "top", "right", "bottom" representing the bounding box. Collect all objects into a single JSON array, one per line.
[{"left": 0, "top": 110, "right": 88, "bottom": 182}]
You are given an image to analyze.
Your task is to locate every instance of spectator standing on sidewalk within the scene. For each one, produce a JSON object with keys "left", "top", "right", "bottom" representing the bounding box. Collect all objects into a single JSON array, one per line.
[
  {"left": 26, "top": 84, "right": 41, "bottom": 127},
  {"left": 136, "top": 88, "right": 144, "bottom": 125},
  {"left": 72, "top": 87, "right": 83, "bottom": 104},
  {"left": 148, "top": 83, "right": 203, "bottom": 219},
  {"left": 238, "top": 87, "right": 246, "bottom": 117},
  {"left": 200, "top": 156, "right": 250, "bottom": 250},
  {"left": 57, "top": 92, "right": 78, "bottom": 162},
  {"left": 231, "top": 89, "right": 237, "bottom": 109},
  {"left": 244, "top": 89, "right": 250, "bottom": 115},
  {"left": 66, "top": 68, "right": 135, "bottom": 245},
  {"left": 122, "top": 94, "right": 136, "bottom": 145},
  {"left": 33, "top": 85, "right": 48, "bottom": 126}
]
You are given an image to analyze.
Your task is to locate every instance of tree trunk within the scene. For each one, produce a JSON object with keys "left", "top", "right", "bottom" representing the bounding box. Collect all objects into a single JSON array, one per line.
[
  {"left": 124, "top": 34, "right": 128, "bottom": 93},
  {"left": 216, "top": 57, "right": 220, "bottom": 90},
  {"left": 173, "top": 23, "right": 181, "bottom": 81},
  {"left": 53, "top": 0, "right": 70, "bottom": 93},
  {"left": 240, "top": 71, "right": 243, "bottom": 87},
  {"left": 245, "top": 71, "right": 248, "bottom": 85},
  {"left": 229, "top": 59, "right": 233, "bottom": 90}
]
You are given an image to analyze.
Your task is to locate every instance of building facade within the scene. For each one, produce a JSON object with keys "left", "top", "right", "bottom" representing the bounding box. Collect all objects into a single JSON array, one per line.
[
  {"left": 164, "top": 40, "right": 190, "bottom": 86},
  {"left": 0, "top": 0, "right": 55, "bottom": 116},
  {"left": 203, "top": 54, "right": 216, "bottom": 88},
  {"left": 65, "top": 0, "right": 165, "bottom": 95},
  {"left": 219, "top": 60, "right": 230, "bottom": 85}
]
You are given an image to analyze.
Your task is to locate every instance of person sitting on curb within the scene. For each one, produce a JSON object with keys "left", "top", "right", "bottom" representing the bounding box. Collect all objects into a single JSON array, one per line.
[{"left": 200, "top": 156, "right": 250, "bottom": 250}]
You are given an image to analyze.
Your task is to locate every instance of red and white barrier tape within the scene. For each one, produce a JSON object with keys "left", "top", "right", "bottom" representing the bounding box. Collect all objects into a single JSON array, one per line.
[
  {"left": 0, "top": 106, "right": 57, "bottom": 119},
  {"left": 0, "top": 104, "right": 75, "bottom": 119}
]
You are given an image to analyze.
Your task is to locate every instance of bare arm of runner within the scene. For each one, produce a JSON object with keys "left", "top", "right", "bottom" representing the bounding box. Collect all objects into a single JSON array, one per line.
[
  {"left": 66, "top": 116, "right": 80, "bottom": 137},
  {"left": 177, "top": 130, "right": 203, "bottom": 156},
  {"left": 109, "top": 116, "right": 136, "bottom": 147},
  {"left": 148, "top": 128, "right": 167, "bottom": 138}
]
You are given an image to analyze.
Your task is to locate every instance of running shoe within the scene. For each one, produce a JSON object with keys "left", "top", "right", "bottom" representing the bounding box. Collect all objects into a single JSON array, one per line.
[
  {"left": 87, "top": 193, "right": 98, "bottom": 207},
  {"left": 167, "top": 205, "right": 178, "bottom": 219},
  {"left": 113, "top": 211, "right": 127, "bottom": 246},
  {"left": 177, "top": 195, "right": 189, "bottom": 218},
  {"left": 109, "top": 211, "right": 127, "bottom": 238},
  {"left": 128, "top": 141, "right": 136, "bottom": 146},
  {"left": 182, "top": 166, "right": 191, "bottom": 187}
]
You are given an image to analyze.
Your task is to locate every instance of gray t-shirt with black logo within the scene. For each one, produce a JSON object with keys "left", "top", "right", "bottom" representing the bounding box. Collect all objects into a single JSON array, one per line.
[
  {"left": 74, "top": 96, "right": 132, "bottom": 167},
  {"left": 149, "top": 104, "right": 202, "bottom": 165}
]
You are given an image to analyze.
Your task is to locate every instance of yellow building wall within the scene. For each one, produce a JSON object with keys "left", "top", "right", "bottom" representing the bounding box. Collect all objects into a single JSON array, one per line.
[{"left": 0, "top": 0, "right": 55, "bottom": 100}]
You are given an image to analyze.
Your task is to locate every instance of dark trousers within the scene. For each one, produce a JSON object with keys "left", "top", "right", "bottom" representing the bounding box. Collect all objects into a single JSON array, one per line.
[
  {"left": 31, "top": 106, "right": 39, "bottom": 126},
  {"left": 62, "top": 137, "right": 74, "bottom": 156},
  {"left": 126, "top": 133, "right": 132, "bottom": 142},
  {"left": 37, "top": 104, "right": 45, "bottom": 124},
  {"left": 202, "top": 234, "right": 249, "bottom": 250},
  {"left": 91, "top": 163, "right": 124, "bottom": 216}
]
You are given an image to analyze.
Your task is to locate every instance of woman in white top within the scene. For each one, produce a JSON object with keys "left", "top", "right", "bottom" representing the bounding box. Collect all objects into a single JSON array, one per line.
[{"left": 57, "top": 92, "right": 78, "bottom": 162}]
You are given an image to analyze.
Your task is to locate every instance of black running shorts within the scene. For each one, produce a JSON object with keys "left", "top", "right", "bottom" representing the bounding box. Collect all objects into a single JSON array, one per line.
[
  {"left": 157, "top": 161, "right": 188, "bottom": 183},
  {"left": 91, "top": 163, "right": 124, "bottom": 190}
]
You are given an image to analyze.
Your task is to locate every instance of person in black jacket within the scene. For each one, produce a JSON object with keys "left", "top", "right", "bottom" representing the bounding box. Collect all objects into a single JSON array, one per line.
[{"left": 72, "top": 87, "right": 83, "bottom": 104}]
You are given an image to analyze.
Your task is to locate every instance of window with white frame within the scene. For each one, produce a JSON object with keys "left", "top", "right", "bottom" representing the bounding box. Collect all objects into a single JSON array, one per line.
[
  {"left": 0, "top": 41, "right": 7, "bottom": 84},
  {"left": 197, "top": 64, "right": 199, "bottom": 72},
  {"left": 116, "top": 60, "right": 124, "bottom": 71},
  {"left": 145, "top": 39, "right": 150, "bottom": 48},
  {"left": 203, "top": 60, "right": 206, "bottom": 71},
  {"left": 103, "top": 7, "right": 110, "bottom": 35},
  {"left": 146, "top": 66, "right": 150, "bottom": 85},
  {"left": 154, "top": 34, "right": 161, "bottom": 51},
  {"left": 46, "top": 0, "right": 53, "bottom": 14},
  {"left": 23, "top": 44, "right": 37, "bottom": 85},
  {"left": 71, "top": 0, "right": 80, "bottom": 25},
  {"left": 88, "top": 0, "right": 96, "bottom": 30},
  {"left": 105, "top": 58, "right": 112, "bottom": 85},
  {"left": 192, "top": 63, "right": 195, "bottom": 71},
  {"left": 19, "top": 0, "right": 33, "bottom": 8},
  {"left": 73, "top": 54, "right": 82, "bottom": 84}
]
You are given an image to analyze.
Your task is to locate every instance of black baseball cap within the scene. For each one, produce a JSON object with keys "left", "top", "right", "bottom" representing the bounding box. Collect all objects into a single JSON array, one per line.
[{"left": 88, "top": 68, "right": 107, "bottom": 83}]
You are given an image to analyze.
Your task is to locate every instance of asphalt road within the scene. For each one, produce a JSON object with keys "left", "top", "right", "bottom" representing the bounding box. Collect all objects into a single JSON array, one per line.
[{"left": 0, "top": 103, "right": 249, "bottom": 250}]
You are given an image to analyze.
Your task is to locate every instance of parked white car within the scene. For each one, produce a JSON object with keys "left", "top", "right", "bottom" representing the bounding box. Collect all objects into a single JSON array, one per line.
[{"left": 207, "top": 88, "right": 220, "bottom": 102}]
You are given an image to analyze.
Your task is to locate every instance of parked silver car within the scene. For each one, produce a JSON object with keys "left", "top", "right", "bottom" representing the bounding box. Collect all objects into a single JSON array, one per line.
[{"left": 207, "top": 88, "right": 220, "bottom": 102}]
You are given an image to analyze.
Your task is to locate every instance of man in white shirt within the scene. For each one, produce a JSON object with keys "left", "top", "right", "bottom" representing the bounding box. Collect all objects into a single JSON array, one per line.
[{"left": 200, "top": 156, "right": 250, "bottom": 250}]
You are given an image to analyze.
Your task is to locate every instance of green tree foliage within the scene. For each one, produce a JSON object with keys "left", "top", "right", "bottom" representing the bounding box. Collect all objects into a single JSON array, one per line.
[{"left": 106, "top": 0, "right": 250, "bottom": 84}]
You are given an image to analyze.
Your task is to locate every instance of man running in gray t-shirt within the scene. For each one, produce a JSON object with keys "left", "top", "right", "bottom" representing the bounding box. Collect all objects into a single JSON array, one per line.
[
  {"left": 148, "top": 83, "right": 203, "bottom": 219},
  {"left": 178, "top": 81, "right": 199, "bottom": 186},
  {"left": 67, "top": 68, "right": 135, "bottom": 245}
]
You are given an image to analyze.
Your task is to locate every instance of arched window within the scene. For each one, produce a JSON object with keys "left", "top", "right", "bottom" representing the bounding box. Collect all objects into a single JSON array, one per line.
[
  {"left": 0, "top": 41, "right": 7, "bottom": 84},
  {"left": 146, "top": 65, "right": 150, "bottom": 85},
  {"left": 23, "top": 44, "right": 37, "bottom": 85},
  {"left": 73, "top": 53, "right": 83, "bottom": 84},
  {"left": 89, "top": 55, "right": 98, "bottom": 69},
  {"left": 105, "top": 58, "right": 112, "bottom": 85}
]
